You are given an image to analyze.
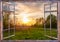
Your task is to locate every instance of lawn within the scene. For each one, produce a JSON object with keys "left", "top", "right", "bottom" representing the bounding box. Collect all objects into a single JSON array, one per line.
[{"left": 4, "top": 27, "right": 57, "bottom": 40}]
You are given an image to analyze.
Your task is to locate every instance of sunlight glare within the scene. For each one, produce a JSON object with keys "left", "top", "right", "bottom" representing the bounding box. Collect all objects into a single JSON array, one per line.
[{"left": 22, "top": 17, "right": 30, "bottom": 23}]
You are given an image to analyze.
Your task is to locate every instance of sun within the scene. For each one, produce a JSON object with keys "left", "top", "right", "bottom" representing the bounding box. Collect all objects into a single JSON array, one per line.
[
  {"left": 22, "top": 17, "right": 30, "bottom": 23},
  {"left": 9, "top": 13, "right": 36, "bottom": 26},
  {"left": 21, "top": 13, "right": 30, "bottom": 24}
]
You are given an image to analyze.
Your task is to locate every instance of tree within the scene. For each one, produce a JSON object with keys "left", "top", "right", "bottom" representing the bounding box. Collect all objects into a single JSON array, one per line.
[
  {"left": 33, "top": 17, "right": 44, "bottom": 28},
  {"left": 46, "top": 14, "right": 57, "bottom": 28},
  {"left": 3, "top": 11, "right": 10, "bottom": 29}
]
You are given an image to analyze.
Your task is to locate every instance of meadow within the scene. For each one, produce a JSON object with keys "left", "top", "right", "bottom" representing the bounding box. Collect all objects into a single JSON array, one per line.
[{"left": 4, "top": 27, "right": 57, "bottom": 40}]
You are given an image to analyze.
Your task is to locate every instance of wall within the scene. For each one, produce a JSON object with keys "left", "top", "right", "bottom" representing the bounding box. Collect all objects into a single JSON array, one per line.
[
  {"left": 58, "top": 1, "right": 60, "bottom": 41},
  {"left": 0, "top": 1, "right": 3, "bottom": 40}
]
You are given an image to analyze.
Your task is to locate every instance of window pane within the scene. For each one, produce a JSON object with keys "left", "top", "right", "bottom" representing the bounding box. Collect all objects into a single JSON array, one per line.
[
  {"left": 44, "top": 3, "right": 57, "bottom": 40},
  {"left": 45, "top": 5, "right": 50, "bottom": 11},
  {"left": 3, "top": 11, "right": 9, "bottom": 29},
  {"left": 51, "top": 3, "right": 57, "bottom": 11},
  {"left": 51, "top": 12, "right": 57, "bottom": 38},
  {"left": 3, "top": 30, "right": 9, "bottom": 37},
  {"left": 45, "top": 12, "right": 51, "bottom": 36},
  {"left": 10, "top": 29, "right": 15, "bottom": 35},
  {"left": 2, "top": 2, "right": 15, "bottom": 40}
]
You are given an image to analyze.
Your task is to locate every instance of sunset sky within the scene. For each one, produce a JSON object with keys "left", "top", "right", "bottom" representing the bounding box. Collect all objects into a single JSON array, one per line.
[
  {"left": 3, "top": 2, "right": 57, "bottom": 26},
  {"left": 9, "top": 2, "right": 45, "bottom": 26},
  {"left": 15, "top": 2, "right": 44, "bottom": 19},
  {"left": 3, "top": 2, "right": 57, "bottom": 19},
  {"left": 14, "top": 2, "right": 57, "bottom": 19}
]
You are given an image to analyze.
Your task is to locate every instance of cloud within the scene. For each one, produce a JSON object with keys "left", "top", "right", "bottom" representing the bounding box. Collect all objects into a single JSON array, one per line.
[{"left": 15, "top": 2, "right": 44, "bottom": 19}]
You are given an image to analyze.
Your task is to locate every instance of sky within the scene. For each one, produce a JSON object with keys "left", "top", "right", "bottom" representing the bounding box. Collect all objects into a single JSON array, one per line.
[
  {"left": 14, "top": 2, "right": 57, "bottom": 19},
  {"left": 2, "top": 1, "right": 58, "bottom": 26},
  {"left": 15, "top": 2, "right": 44, "bottom": 19},
  {"left": 3, "top": 1, "right": 57, "bottom": 19}
]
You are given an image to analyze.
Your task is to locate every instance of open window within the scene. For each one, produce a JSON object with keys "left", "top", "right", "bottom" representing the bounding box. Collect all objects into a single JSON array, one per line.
[
  {"left": 44, "top": 2, "right": 58, "bottom": 39},
  {"left": 2, "top": 1, "right": 15, "bottom": 40},
  {"left": 1, "top": 1, "right": 58, "bottom": 40}
]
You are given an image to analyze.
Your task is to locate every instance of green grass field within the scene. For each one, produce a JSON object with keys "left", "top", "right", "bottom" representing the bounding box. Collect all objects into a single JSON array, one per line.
[{"left": 4, "top": 27, "right": 57, "bottom": 40}]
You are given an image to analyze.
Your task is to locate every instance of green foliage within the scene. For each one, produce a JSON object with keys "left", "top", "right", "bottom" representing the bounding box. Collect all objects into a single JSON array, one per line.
[
  {"left": 3, "top": 12, "right": 9, "bottom": 29},
  {"left": 46, "top": 14, "right": 57, "bottom": 28},
  {"left": 4, "top": 27, "right": 57, "bottom": 40},
  {"left": 33, "top": 18, "right": 44, "bottom": 28}
]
